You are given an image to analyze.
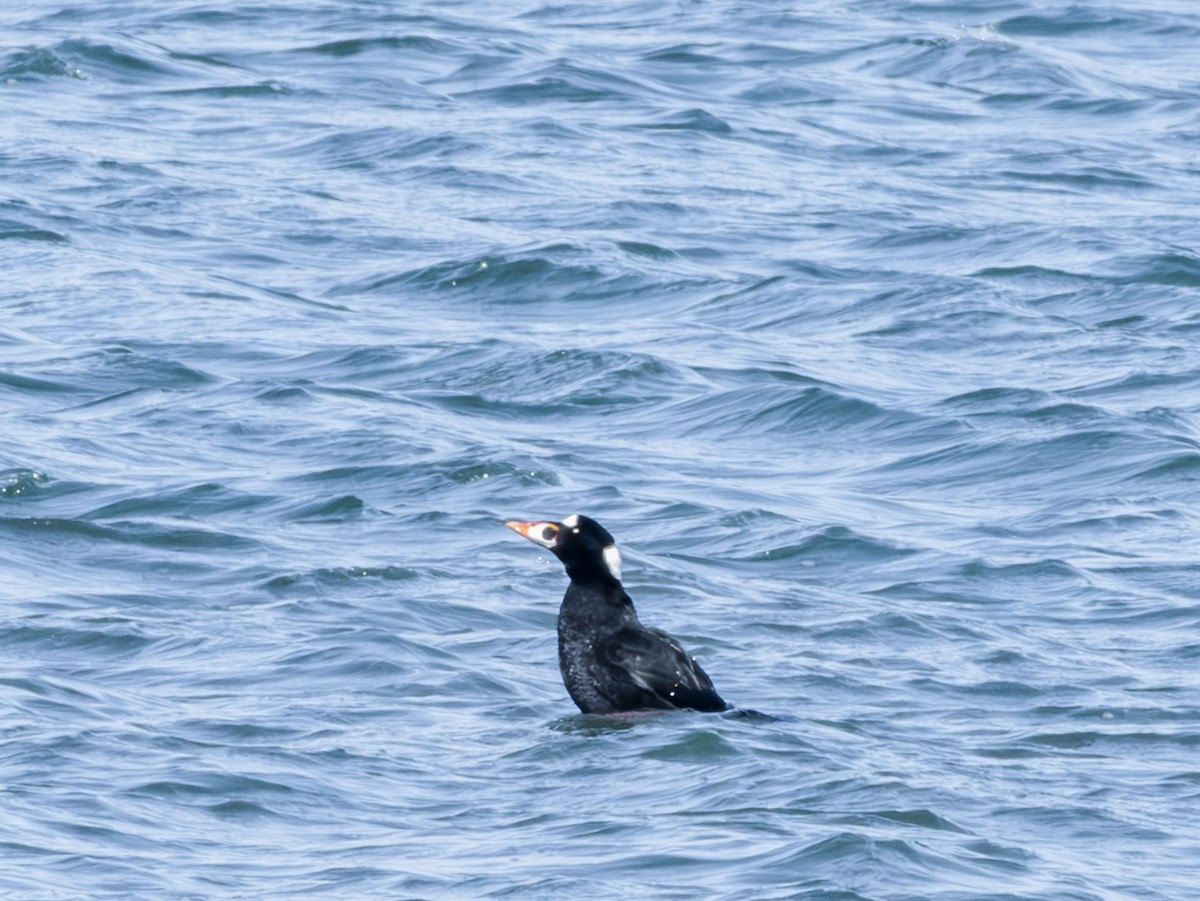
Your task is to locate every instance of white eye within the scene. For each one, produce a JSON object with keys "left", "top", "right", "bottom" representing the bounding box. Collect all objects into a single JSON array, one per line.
[{"left": 602, "top": 544, "right": 622, "bottom": 581}]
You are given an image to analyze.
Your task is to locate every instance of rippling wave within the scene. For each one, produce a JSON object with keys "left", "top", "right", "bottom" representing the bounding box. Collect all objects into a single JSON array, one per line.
[{"left": 3, "top": 0, "right": 1199, "bottom": 898}]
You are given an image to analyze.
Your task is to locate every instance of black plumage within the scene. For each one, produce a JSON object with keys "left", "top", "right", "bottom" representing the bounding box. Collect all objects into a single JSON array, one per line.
[{"left": 506, "top": 514, "right": 727, "bottom": 714}]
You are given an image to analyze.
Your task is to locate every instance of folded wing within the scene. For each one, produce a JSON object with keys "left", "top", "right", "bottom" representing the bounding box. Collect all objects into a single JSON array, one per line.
[{"left": 600, "top": 625, "right": 727, "bottom": 713}]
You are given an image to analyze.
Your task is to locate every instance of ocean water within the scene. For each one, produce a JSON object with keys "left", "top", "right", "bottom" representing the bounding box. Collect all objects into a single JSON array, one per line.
[{"left": 3, "top": 1, "right": 1200, "bottom": 898}]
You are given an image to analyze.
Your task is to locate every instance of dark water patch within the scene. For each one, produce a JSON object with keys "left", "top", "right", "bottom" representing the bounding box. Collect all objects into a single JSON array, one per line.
[
  {"left": 0, "top": 370, "right": 76, "bottom": 396},
  {"left": 996, "top": 11, "right": 1142, "bottom": 38},
  {"left": 1, "top": 45, "right": 85, "bottom": 81},
  {"left": 1038, "top": 96, "right": 1158, "bottom": 118},
  {"left": 741, "top": 526, "right": 915, "bottom": 568},
  {"left": 937, "top": 386, "right": 1097, "bottom": 419},
  {"left": 254, "top": 573, "right": 519, "bottom": 652},
  {"left": 269, "top": 343, "right": 421, "bottom": 385},
  {"left": 957, "top": 558, "right": 1091, "bottom": 594},
  {"left": 633, "top": 108, "right": 735, "bottom": 135},
  {"left": 616, "top": 239, "right": 679, "bottom": 261},
  {"left": 341, "top": 245, "right": 626, "bottom": 299},
  {"left": 85, "top": 482, "right": 271, "bottom": 521},
  {"left": 737, "top": 77, "right": 823, "bottom": 104},
  {"left": 778, "top": 831, "right": 932, "bottom": 875},
  {"left": 285, "top": 494, "right": 365, "bottom": 522},
  {"left": 862, "top": 32, "right": 1092, "bottom": 99},
  {"left": 971, "top": 264, "right": 1099, "bottom": 287},
  {"left": 49, "top": 37, "right": 192, "bottom": 84},
  {"left": 1013, "top": 728, "right": 1200, "bottom": 757},
  {"left": 0, "top": 221, "right": 69, "bottom": 242},
  {"left": 0, "top": 623, "right": 155, "bottom": 657},
  {"left": 271, "top": 637, "right": 432, "bottom": 678},
  {"left": 446, "top": 459, "right": 553, "bottom": 486},
  {"left": 284, "top": 458, "right": 561, "bottom": 508},
  {"left": 23, "top": 346, "right": 220, "bottom": 410},
  {"left": 286, "top": 464, "right": 428, "bottom": 490},
  {"left": 1127, "top": 451, "right": 1200, "bottom": 482},
  {"left": 1114, "top": 252, "right": 1200, "bottom": 288},
  {"left": 662, "top": 522, "right": 917, "bottom": 585},
  {"left": 427, "top": 346, "right": 693, "bottom": 410},
  {"left": 810, "top": 609, "right": 965, "bottom": 645},
  {"left": 285, "top": 129, "right": 475, "bottom": 170},
  {"left": 962, "top": 680, "right": 1042, "bottom": 700},
  {"left": 860, "top": 223, "right": 985, "bottom": 252},
  {"left": 1159, "top": 771, "right": 1200, "bottom": 786},
  {"left": 641, "top": 728, "right": 744, "bottom": 763},
  {"left": 300, "top": 35, "right": 460, "bottom": 59},
  {"left": 853, "top": 294, "right": 1060, "bottom": 350},
  {"left": 867, "top": 582, "right": 969, "bottom": 605},
  {"left": 151, "top": 80, "right": 295, "bottom": 100},
  {"left": 1066, "top": 367, "right": 1200, "bottom": 408},
  {"left": 0, "top": 515, "right": 257, "bottom": 552},
  {"left": 860, "top": 808, "right": 968, "bottom": 833},
  {"left": 1091, "top": 563, "right": 1200, "bottom": 607},
  {"left": 654, "top": 383, "right": 939, "bottom": 447},
  {"left": 413, "top": 384, "right": 659, "bottom": 426},
  {"left": 207, "top": 799, "right": 278, "bottom": 819},
  {"left": 173, "top": 720, "right": 306, "bottom": 747},
  {"left": 866, "top": 430, "right": 1170, "bottom": 499},
  {"left": 457, "top": 60, "right": 648, "bottom": 106},
  {"left": 639, "top": 45, "right": 728, "bottom": 67},
  {"left": 1034, "top": 703, "right": 1200, "bottom": 729},
  {"left": 684, "top": 360, "right": 823, "bottom": 393},
  {"left": 651, "top": 506, "right": 804, "bottom": 562},
  {"left": 1, "top": 468, "right": 53, "bottom": 498},
  {"left": 585, "top": 197, "right": 693, "bottom": 229},
  {"left": 998, "top": 164, "right": 1157, "bottom": 194},
  {"left": 549, "top": 711, "right": 657, "bottom": 735},
  {"left": 253, "top": 382, "right": 315, "bottom": 405},
  {"left": 261, "top": 565, "right": 420, "bottom": 594},
  {"left": 120, "top": 771, "right": 309, "bottom": 824},
  {"left": 432, "top": 48, "right": 528, "bottom": 94},
  {"left": 0, "top": 675, "right": 59, "bottom": 697},
  {"left": 992, "top": 803, "right": 1174, "bottom": 843}
]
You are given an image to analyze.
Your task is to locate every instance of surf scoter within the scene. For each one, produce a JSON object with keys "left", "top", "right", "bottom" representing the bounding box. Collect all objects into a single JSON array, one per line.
[{"left": 505, "top": 514, "right": 728, "bottom": 714}]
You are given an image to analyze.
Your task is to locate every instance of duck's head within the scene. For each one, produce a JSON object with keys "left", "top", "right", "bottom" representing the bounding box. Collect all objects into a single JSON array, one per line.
[{"left": 505, "top": 513, "right": 623, "bottom": 583}]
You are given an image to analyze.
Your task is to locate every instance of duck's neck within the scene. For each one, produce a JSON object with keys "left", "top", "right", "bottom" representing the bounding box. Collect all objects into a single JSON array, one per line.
[{"left": 559, "top": 579, "right": 637, "bottom": 635}]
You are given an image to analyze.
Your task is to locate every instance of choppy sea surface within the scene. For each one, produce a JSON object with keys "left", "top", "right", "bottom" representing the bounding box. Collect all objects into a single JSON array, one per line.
[{"left": 4, "top": 1, "right": 1200, "bottom": 898}]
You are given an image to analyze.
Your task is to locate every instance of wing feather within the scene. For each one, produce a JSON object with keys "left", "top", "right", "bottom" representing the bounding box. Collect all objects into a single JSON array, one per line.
[{"left": 599, "top": 626, "right": 726, "bottom": 712}]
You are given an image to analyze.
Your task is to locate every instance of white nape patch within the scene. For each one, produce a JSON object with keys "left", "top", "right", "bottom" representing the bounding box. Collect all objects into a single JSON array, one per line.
[
  {"left": 563, "top": 513, "right": 580, "bottom": 529},
  {"left": 602, "top": 544, "right": 623, "bottom": 582}
]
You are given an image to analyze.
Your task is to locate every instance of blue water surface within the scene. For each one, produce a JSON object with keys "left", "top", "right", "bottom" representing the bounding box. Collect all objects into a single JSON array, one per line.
[{"left": 3, "top": 1, "right": 1200, "bottom": 898}]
